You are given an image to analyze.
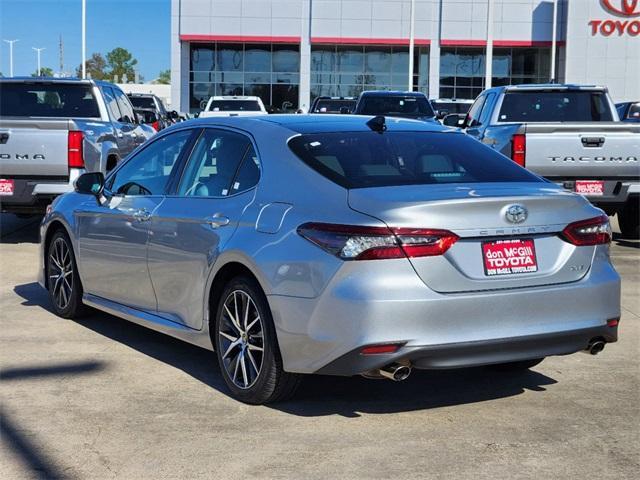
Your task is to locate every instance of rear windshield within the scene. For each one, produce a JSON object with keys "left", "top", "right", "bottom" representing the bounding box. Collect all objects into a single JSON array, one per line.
[
  {"left": 431, "top": 102, "right": 472, "bottom": 114},
  {"left": 129, "top": 96, "right": 155, "bottom": 109},
  {"left": 498, "top": 91, "right": 613, "bottom": 122},
  {"left": 208, "top": 100, "right": 261, "bottom": 112},
  {"left": 0, "top": 83, "right": 100, "bottom": 118},
  {"left": 288, "top": 131, "right": 541, "bottom": 189},
  {"left": 312, "top": 99, "right": 356, "bottom": 113},
  {"left": 358, "top": 95, "right": 435, "bottom": 118}
]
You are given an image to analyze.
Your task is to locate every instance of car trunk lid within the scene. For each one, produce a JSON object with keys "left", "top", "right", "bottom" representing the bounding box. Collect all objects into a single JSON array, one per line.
[{"left": 348, "top": 182, "right": 600, "bottom": 293}]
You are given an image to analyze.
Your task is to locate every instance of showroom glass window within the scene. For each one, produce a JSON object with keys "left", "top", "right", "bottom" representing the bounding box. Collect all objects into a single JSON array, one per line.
[
  {"left": 310, "top": 45, "right": 427, "bottom": 100},
  {"left": 190, "top": 43, "right": 299, "bottom": 113},
  {"left": 440, "top": 47, "right": 551, "bottom": 99}
]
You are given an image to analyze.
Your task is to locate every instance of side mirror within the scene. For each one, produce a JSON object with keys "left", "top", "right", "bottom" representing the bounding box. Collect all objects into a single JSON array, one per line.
[
  {"left": 437, "top": 109, "right": 449, "bottom": 119},
  {"left": 74, "top": 172, "right": 104, "bottom": 198},
  {"left": 442, "top": 113, "right": 466, "bottom": 128},
  {"left": 169, "top": 110, "right": 180, "bottom": 120}
]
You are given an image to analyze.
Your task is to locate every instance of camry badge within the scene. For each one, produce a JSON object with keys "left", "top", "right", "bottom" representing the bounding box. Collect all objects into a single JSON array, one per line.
[{"left": 504, "top": 204, "right": 528, "bottom": 224}]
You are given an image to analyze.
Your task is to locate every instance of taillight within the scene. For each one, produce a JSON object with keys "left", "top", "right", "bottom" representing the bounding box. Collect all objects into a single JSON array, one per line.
[
  {"left": 68, "top": 131, "right": 84, "bottom": 168},
  {"left": 297, "top": 223, "right": 458, "bottom": 260},
  {"left": 561, "top": 215, "right": 611, "bottom": 246},
  {"left": 511, "top": 133, "right": 526, "bottom": 166},
  {"left": 152, "top": 121, "right": 160, "bottom": 131}
]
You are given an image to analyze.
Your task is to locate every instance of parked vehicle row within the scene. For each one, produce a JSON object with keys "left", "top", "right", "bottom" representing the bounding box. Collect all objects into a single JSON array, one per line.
[
  {"left": 0, "top": 78, "right": 156, "bottom": 215},
  {"left": 127, "top": 92, "right": 182, "bottom": 131}
]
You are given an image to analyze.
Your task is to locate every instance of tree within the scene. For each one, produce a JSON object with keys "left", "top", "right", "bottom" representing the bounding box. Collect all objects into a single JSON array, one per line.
[
  {"left": 156, "top": 69, "right": 170, "bottom": 84},
  {"left": 32, "top": 67, "right": 54, "bottom": 77},
  {"left": 76, "top": 53, "right": 107, "bottom": 80},
  {"left": 106, "top": 47, "right": 137, "bottom": 83}
]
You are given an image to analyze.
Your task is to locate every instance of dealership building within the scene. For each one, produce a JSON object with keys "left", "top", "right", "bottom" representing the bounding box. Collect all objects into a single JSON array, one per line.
[{"left": 170, "top": 0, "right": 640, "bottom": 113}]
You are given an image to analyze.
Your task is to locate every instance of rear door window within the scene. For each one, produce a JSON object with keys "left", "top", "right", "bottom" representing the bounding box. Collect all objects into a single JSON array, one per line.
[
  {"left": 288, "top": 131, "right": 542, "bottom": 189},
  {"left": 498, "top": 91, "right": 614, "bottom": 122},
  {"left": 0, "top": 82, "right": 99, "bottom": 118},
  {"left": 113, "top": 88, "right": 136, "bottom": 123},
  {"left": 102, "top": 87, "right": 122, "bottom": 121},
  {"left": 178, "top": 129, "right": 253, "bottom": 197}
]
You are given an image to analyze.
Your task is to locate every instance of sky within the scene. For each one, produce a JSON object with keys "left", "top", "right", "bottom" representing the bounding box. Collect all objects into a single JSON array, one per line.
[{"left": 0, "top": 0, "right": 170, "bottom": 80}]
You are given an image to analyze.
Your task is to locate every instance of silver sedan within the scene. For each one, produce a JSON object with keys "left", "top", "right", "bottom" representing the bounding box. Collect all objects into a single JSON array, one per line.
[{"left": 39, "top": 114, "right": 620, "bottom": 404}]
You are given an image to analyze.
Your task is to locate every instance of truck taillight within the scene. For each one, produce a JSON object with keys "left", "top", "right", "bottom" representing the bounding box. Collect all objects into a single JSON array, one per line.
[
  {"left": 561, "top": 215, "right": 611, "bottom": 246},
  {"left": 297, "top": 223, "right": 458, "bottom": 260},
  {"left": 511, "top": 133, "right": 526, "bottom": 167},
  {"left": 68, "top": 131, "right": 84, "bottom": 168}
]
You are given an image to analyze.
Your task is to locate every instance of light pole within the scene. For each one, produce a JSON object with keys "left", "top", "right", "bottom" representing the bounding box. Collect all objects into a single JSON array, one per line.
[
  {"left": 82, "top": 0, "right": 86, "bottom": 78},
  {"left": 484, "top": 0, "right": 495, "bottom": 90},
  {"left": 408, "top": 0, "right": 416, "bottom": 91},
  {"left": 550, "top": 0, "right": 558, "bottom": 82},
  {"left": 3, "top": 39, "right": 19, "bottom": 77},
  {"left": 33, "top": 47, "right": 45, "bottom": 76}
]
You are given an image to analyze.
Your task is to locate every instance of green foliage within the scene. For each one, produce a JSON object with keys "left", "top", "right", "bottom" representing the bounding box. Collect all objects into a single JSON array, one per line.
[
  {"left": 76, "top": 53, "right": 107, "bottom": 80},
  {"left": 157, "top": 69, "right": 171, "bottom": 84},
  {"left": 32, "top": 67, "right": 54, "bottom": 77},
  {"left": 106, "top": 47, "right": 138, "bottom": 82}
]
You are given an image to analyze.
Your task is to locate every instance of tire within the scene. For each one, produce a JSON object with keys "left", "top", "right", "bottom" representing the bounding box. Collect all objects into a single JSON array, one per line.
[
  {"left": 214, "top": 275, "right": 301, "bottom": 404},
  {"left": 489, "top": 358, "right": 544, "bottom": 371},
  {"left": 618, "top": 200, "right": 639, "bottom": 239},
  {"left": 46, "top": 230, "right": 85, "bottom": 319}
]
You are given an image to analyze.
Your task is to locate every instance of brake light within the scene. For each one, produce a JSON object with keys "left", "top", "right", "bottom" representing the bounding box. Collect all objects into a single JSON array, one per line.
[
  {"left": 361, "top": 343, "right": 403, "bottom": 355},
  {"left": 511, "top": 133, "right": 526, "bottom": 167},
  {"left": 152, "top": 121, "right": 160, "bottom": 131},
  {"left": 561, "top": 215, "right": 611, "bottom": 246},
  {"left": 297, "top": 223, "right": 459, "bottom": 260},
  {"left": 68, "top": 131, "right": 84, "bottom": 168}
]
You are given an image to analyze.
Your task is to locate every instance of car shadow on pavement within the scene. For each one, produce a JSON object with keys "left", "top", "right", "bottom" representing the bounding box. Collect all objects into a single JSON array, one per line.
[
  {"left": 1, "top": 360, "right": 105, "bottom": 480},
  {"left": 0, "top": 214, "right": 41, "bottom": 244},
  {"left": 14, "top": 281, "right": 557, "bottom": 417},
  {"left": 612, "top": 233, "right": 639, "bottom": 249}
]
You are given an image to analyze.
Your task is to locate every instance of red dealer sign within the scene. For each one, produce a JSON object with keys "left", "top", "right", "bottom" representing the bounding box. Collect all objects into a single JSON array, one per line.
[{"left": 589, "top": 0, "right": 640, "bottom": 36}]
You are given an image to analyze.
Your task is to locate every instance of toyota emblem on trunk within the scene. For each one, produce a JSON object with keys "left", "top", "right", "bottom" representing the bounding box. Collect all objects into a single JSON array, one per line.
[{"left": 504, "top": 204, "right": 528, "bottom": 224}]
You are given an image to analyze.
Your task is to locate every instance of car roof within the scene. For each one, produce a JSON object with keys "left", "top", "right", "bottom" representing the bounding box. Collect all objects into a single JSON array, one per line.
[
  {"left": 0, "top": 76, "right": 120, "bottom": 88},
  {"left": 359, "top": 90, "right": 427, "bottom": 97},
  {"left": 183, "top": 114, "right": 451, "bottom": 134}
]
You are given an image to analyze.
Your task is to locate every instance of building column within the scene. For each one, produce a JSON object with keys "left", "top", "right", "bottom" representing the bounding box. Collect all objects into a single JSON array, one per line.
[
  {"left": 170, "top": 0, "right": 190, "bottom": 112},
  {"left": 428, "top": 0, "right": 442, "bottom": 99},
  {"left": 299, "top": 0, "right": 312, "bottom": 111}
]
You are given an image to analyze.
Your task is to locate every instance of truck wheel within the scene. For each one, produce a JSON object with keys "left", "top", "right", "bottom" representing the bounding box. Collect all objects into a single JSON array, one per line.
[{"left": 618, "top": 200, "right": 639, "bottom": 239}]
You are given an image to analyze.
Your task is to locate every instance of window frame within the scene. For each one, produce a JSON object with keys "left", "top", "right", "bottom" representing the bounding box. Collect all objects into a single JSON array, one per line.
[
  {"left": 171, "top": 126, "right": 262, "bottom": 199},
  {"left": 112, "top": 87, "right": 137, "bottom": 124},
  {"left": 104, "top": 127, "right": 199, "bottom": 197}
]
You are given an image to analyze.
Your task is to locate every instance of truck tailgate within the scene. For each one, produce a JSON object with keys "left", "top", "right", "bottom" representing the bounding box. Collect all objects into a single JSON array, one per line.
[
  {"left": 523, "top": 123, "right": 640, "bottom": 178},
  {"left": 0, "top": 119, "right": 72, "bottom": 177}
]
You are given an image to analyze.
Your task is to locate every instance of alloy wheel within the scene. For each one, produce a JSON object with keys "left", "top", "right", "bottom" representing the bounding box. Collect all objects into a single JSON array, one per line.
[
  {"left": 218, "top": 290, "right": 265, "bottom": 389},
  {"left": 48, "top": 237, "right": 74, "bottom": 311}
]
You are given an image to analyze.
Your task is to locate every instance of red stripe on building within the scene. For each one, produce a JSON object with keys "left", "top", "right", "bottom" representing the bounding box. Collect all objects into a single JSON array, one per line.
[
  {"left": 440, "top": 39, "right": 566, "bottom": 47},
  {"left": 180, "top": 34, "right": 301, "bottom": 43},
  {"left": 311, "top": 37, "right": 430, "bottom": 46}
]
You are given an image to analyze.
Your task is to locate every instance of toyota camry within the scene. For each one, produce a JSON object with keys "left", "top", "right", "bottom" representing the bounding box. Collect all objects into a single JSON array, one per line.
[{"left": 39, "top": 114, "right": 620, "bottom": 404}]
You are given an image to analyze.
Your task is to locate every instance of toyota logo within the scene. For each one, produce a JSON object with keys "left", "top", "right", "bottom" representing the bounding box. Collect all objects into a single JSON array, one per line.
[
  {"left": 601, "top": 0, "right": 640, "bottom": 17},
  {"left": 504, "top": 204, "right": 528, "bottom": 224}
]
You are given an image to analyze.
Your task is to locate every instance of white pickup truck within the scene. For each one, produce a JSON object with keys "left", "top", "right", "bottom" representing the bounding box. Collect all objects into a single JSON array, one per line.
[
  {"left": 199, "top": 96, "right": 268, "bottom": 118},
  {"left": 453, "top": 84, "right": 640, "bottom": 237},
  {"left": 0, "top": 78, "right": 154, "bottom": 215}
]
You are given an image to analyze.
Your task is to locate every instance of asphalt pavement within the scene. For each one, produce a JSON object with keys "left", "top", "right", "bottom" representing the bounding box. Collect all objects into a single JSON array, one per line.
[{"left": 1, "top": 212, "right": 638, "bottom": 479}]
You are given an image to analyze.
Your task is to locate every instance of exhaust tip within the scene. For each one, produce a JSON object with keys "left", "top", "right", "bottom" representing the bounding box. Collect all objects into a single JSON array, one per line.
[
  {"left": 588, "top": 340, "right": 606, "bottom": 355},
  {"left": 378, "top": 363, "right": 412, "bottom": 382}
]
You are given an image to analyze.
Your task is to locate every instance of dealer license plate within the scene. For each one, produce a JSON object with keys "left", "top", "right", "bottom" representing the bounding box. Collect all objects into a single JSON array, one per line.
[
  {"left": 482, "top": 238, "right": 538, "bottom": 276},
  {"left": 0, "top": 179, "right": 14, "bottom": 196},
  {"left": 575, "top": 180, "right": 604, "bottom": 196}
]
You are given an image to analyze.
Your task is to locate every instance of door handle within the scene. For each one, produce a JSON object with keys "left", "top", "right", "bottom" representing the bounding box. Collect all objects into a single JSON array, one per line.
[
  {"left": 205, "top": 214, "right": 230, "bottom": 228},
  {"left": 133, "top": 208, "right": 152, "bottom": 222}
]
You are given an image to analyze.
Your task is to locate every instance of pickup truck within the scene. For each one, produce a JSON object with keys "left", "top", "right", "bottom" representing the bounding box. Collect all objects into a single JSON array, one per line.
[
  {"left": 199, "top": 96, "right": 268, "bottom": 118},
  {"left": 452, "top": 84, "right": 640, "bottom": 237},
  {"left": 0, "top": 78, "right": 154, "bottom": 215},
  {"left": 354, "top": 90, "right": 437, "bottom": 122}
]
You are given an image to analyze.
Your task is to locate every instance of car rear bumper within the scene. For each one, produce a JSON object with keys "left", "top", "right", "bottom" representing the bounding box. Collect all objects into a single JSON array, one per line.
[
  {"left": 316, "top": 325, "right": 618, "bottom": 376},
  {"left": 553, "top": 179, "right": 639, "bottom": 210},
  {"left": 268, "top": 248, "right": 620, "bottom": 375},
  {"left": 0, "top": 169, "right": 82, "bottom": 214}
]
